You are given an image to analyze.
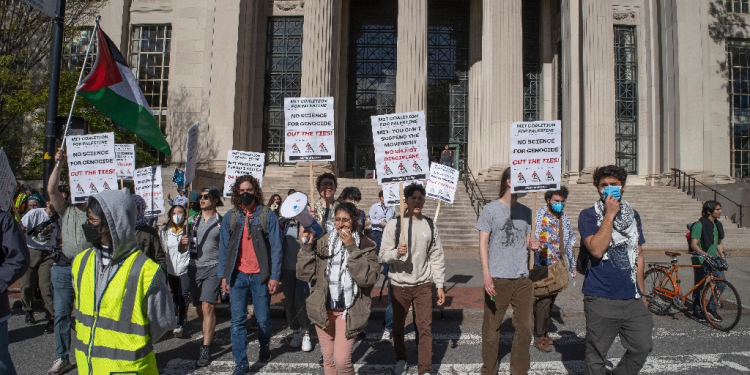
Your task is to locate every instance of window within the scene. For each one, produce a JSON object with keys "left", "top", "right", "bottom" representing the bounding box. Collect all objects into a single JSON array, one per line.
[
  {"left": 726, "top": 0, "right": 750, "bottom": 13},
  {"left": 614, "top": 26, "right": 638, "bottom": 174},
  {"left": 129, "top": 25, "right": 171, "bottom": 164},
  {"left": 263, "top": 17, "right": 304, "bottom": 165},
  {"left": 728, "top": 40, "right": 750, "bottom": 179},
  {"left": 63, "top": 27, "right": 97, "bottom": 72},
  {"left": 523, "top": 0, "right": 541, "bottom": 121}
]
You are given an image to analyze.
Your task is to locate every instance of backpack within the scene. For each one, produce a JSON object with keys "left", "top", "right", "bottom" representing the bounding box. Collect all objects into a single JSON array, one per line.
[
  {"left": 394, "top": 216, "right": 436, "bottom": 250},
  {"left": 229, "top": 206, "right": 270, "bottom": 237}
]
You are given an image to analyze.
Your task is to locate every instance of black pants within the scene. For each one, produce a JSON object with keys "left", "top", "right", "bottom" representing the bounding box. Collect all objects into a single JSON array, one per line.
[{"left": 168, "top": 273, "right": 190, "bottom": 327}]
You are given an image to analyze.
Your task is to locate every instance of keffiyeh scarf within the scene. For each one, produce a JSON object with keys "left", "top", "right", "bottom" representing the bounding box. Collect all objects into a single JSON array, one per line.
[
  {"left": 326, "top": 230, "right": 360, "bottom": 318},
  {"left": 594, "top": 199, "right": 641, "bottom": 297}
]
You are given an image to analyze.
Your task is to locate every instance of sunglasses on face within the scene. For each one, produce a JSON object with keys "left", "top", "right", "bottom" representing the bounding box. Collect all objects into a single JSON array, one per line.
[{"left": 200, "top": 194, "right": 212, "bottom": 200}]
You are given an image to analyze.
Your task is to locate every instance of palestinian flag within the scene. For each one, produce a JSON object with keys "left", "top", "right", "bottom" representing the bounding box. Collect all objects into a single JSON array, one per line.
[{"left": 78, "top": 27, "right": 171, "bottom": 155}]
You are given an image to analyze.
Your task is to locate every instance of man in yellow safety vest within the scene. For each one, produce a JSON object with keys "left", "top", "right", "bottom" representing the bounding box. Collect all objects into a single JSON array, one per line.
[{"left": 72, "top": 189, "right": 175, "bottom": 374}]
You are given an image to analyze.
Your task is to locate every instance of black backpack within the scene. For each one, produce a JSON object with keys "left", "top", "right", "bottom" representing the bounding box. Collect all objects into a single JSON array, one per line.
[{"left": 394, "top": 216, "right": 436, "bottom": 251}]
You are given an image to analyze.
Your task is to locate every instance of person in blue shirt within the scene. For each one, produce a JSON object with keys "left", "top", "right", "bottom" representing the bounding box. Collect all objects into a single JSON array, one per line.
[{"left": 577, "top": 165, "right": 652, "bottom": 375}]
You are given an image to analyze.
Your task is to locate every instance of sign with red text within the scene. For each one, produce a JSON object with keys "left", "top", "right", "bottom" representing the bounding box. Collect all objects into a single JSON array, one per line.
[
  {"left": 66, "top": 132, "right": 117, "bottom": 203},
  {"left": 115, "top": 144, "right": 135, "bottom": 180},
  {"left": 284, "top": 97, "right": 335, "bottom": 162},
  {"left": 135, "top": 166, "right": 164, "bottom": 217},
  {"left": 224, "top": 150, "right": 265, "bottom": 197},
  {"left": 371, "top": 111, "right": 429, "bottom": 184},
  {"left": 426, "top": 163, "right": 459, "bottom": 204},
  {"left": 510, "top": 121, "right": 562, "bottom": 193},
  {"left": 0, "top": 148, "right": 17, "bottom": 212}
]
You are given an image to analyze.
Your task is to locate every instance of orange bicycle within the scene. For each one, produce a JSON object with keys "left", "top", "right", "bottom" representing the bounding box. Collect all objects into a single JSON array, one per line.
[{"left": 643, "top": 251, "right": 742, "bottom": 331}]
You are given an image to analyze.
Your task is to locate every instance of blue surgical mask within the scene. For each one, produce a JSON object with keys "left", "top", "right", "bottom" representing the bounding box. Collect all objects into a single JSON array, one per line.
[
  {"left": 601, "top": 185, "right": 622, "bottom": 201},
  {"left": 551, "top": 202, "right": 564, "bottom": 213}
]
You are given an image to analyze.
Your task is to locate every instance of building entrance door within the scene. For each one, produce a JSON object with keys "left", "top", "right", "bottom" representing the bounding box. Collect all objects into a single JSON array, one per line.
[{"left": 354, "top": 145, "right": 376, "bottom": 178}]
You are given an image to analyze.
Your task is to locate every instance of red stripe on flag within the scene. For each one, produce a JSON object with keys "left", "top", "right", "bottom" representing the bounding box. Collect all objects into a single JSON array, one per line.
[{"left": 78, "top": 28, "right": 124, "bottom": 92}]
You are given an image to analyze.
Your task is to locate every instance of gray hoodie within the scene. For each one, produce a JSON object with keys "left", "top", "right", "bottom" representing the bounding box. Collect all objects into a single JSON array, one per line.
[{"left": 89, "top": 189, "right": 175, "bottom": 342}]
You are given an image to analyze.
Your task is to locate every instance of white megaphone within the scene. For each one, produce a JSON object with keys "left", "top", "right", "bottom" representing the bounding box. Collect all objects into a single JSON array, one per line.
[{"left": 280, "top": 192, "right": 324, "bottom": 241}]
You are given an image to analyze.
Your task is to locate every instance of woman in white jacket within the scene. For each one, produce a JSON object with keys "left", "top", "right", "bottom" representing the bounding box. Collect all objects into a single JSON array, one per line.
[{"left": 160, "top": 204, "right": 190, "bottom": 338}]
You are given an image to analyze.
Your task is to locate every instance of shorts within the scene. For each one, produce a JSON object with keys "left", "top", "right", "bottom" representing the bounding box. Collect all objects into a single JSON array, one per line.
[{"left": 189, "top": 264, "right": 221, "bottom": 306}]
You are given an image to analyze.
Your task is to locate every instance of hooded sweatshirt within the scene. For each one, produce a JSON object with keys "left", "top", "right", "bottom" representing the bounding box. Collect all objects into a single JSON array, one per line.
[
  {"left": 379, "top": 216, "right": 446, "bottom": 289},
  {"left": 88, "top": 190, "right": 175, "bottom": 342}
]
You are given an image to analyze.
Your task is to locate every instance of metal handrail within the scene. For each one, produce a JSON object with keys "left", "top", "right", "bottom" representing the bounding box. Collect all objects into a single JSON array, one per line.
[
  {"left": 460, "top": 159, "right": 489, "bottom": 217},
  {"left": 669, "top": 168, "right": 744, "bottom": 227}
]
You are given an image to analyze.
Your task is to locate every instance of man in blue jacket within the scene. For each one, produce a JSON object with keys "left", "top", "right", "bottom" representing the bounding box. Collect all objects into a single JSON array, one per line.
[
  {"left": 0, "top": 208, "right": 31, "bottom": 374},
  {"left": 218, "top": 175, "right": 281, "bottom": 375}
]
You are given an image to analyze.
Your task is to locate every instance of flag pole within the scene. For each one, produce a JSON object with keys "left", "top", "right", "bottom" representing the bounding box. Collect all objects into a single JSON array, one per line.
[{"left": 57, "top": 15, "right": 100, "bottom": 165}]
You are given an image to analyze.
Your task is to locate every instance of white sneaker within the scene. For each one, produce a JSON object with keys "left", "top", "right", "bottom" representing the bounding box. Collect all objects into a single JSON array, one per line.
[
  {"left": 380, "top": 329, "right": 392, "bottom": 343},
  {"left": 47, "top": 358, "right": 74, "bottom": 375},
  {"left": 289, "top": 329, "right": 303, "bottom": 348},
  {"left": 301, "top": 332, "right": 313, "bottom": 352},
  {"left": 394, "top": 359, "right": 407, "bottom": 375},
  {"left": 173, "top": 325, "right": 183, "bottom": 338}
]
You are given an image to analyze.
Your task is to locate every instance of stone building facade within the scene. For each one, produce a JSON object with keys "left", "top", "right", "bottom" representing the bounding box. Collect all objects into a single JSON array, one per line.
[{"left": 87, "top": 0, "right": 750, "bottom": 185}]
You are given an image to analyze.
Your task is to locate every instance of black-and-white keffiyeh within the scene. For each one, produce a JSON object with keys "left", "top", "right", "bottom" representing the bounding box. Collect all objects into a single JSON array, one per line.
[
  {"left": 595, "top": 199, "right": 640, "bottom": 297},
  {"left": 326, "top": 230, "right": 361, "bottom": 318}
]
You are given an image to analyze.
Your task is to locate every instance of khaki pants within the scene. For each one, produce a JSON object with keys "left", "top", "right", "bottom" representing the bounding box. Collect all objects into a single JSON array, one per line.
[
  {"left": 21, "top": 249, "right": 55, "bottom": 320},
  {"left": 392, "top": 282, "right": 434, "bottom": 375},
  {"left": 481, "top": 277, "right": 533, "bottom": 375}
]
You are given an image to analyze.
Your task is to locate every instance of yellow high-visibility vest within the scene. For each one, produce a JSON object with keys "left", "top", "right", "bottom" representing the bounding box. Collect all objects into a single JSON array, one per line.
[{"left": 72, "top": 248, "right": 160, "bottom": 375}]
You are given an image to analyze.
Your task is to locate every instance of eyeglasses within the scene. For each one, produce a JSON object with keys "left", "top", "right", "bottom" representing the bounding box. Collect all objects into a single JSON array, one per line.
[
  {"left": 333, "top": 217, "right": 351, "bottom": 224},
  {"left": 200, "top": 194, "right": 211, "bottom": 200}
]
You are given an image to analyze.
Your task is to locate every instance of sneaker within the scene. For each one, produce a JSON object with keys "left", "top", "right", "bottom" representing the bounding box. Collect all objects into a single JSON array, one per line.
[
  {"left": 44, "top": 320, "right": 54, "bottom": 334},
  {"left": 394, "top": 359, "right": 407, "bottom": 375},
  {"left": 173, "top": 325, "right": 183, "bottom": 338},
  {"left": 231, "top": 365, "right": 250, "bottom": 375},
  {"left": 533, "top": 337, "right": 552, "bottom": 352},
  {"left": 46, "top": 358, "right": 75, "bottom": 375},
  {"left": 259, "top": 344, "right": 271, "bottom": 362},
  {"left": 706, "top": 310, "right": 723, "bottom": 322},
  {"left": 693, "top": 311, "right": 707, "bottom": 322},
  {"left": 289, "top": 330, "right": 303, "bottom": 348},
  {"left": 25, "top": 312, "right": 35, "bottom": 325},
  {"left": 301, "top": 333, "right": 313, "bottom": 352},
  {"left": 380, "top": 329, "right": 392, "bottom": 343},
  {"left": 196, "top": 345, "right": 211, "bottom": 367}
]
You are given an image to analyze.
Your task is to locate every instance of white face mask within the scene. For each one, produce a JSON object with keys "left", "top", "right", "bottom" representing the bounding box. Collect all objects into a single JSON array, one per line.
[{"left": 172, "top": 214, "right": 184, "bottom": 224}]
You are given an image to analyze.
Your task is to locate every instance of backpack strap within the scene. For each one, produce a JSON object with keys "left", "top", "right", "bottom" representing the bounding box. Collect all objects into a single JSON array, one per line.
[
  {"left": 395, "top": 216, "right": 435, "bottom": 249},
  {"left": 229, "top": 206, "right": 270, "bottom": 237},
  {"left": 258, "top": 206, "right": 270, "bottom": 235}
]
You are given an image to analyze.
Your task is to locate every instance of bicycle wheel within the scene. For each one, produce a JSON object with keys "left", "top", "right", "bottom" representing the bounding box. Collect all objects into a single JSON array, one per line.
[
  {"left": 644, "top": 267, "right": 675, "bottom": 314},
  {"left": 701, "top": 278, "right": 742, "bottom": 331}
]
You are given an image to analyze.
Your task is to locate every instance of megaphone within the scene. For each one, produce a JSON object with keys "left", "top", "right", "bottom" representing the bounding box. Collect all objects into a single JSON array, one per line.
[{"left": 280, "top": 192, "right": 324, "bottom": 240}]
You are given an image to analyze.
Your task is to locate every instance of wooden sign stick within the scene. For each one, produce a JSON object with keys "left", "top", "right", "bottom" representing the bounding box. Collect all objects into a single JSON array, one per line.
[
  {"left": 399, "top": 182, "right": 406, "bottom": 248},
  {"left": 309, "top": 162, "right": 315, "bottom": 209},
  {"left": 433, "top": 200, "right": 442, "bottom": 224},
  {"left": 530, "top": 192, "right": 538, "bottom": 270}
]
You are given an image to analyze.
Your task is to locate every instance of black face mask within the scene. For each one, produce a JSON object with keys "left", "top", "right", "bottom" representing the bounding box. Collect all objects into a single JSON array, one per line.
[
  {"left": 240, "top": 192, "right": 255, "bottom": 206},
  {"left": 81, "top": 223, "right": 105, "bottom": 245}
]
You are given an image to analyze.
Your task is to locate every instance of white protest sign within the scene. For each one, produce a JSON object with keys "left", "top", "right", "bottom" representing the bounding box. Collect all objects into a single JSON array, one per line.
[
  {"left": 115, "top": 144, "right": 136, "bottom": 180},
  {"left": 371, "top": 111, "right": 429, "bottom": 184},
  {"left": 224, "top": 150, "right": 265, "bottom": 197},
  {"left": 510, "top": 120, "right": 562, "bottom": 193},
  {"left": 0, "top": 149, "right": 17, "bottom": 212},
  {"left": 21, "top": 0, "right": 57, "bottom": 18},
  {"left": 134, "top": 166, "right": 164, "bottom": 218},
  {"left": 284, "top": 97, "right": 335, "bottom": 162},
  {"left": 426, "top": 163, "right": 460, "bottom": 204},
  {"left": 382, "top": 180, "right": 421, "bottom": 207},
  {"left": 66, "top": 133, "right": 117, "bottom": 203},
  {"left": 184, "top": 122, "right": 200, "bottom": 186}
]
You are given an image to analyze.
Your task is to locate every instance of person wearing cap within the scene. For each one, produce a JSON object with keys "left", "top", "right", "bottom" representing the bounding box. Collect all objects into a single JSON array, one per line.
[
  {"left": 181, "top": 186, "right": 224, "bottom": 367},
  {"left": 188, "top": 190, "right": 201, "bottom": 218},
  {"left": 26, "top": 194, "right": 45, "bottom": 211},
  {"left": 167, "top": 189, "right": 188, "bottom": 208}
]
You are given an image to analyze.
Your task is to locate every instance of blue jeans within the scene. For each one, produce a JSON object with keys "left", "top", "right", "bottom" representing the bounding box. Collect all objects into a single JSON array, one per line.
[
  {"left": 441, "top": 161, "right": 452, "bottom": 167},
  {"left": 693, "top": 267, "right": 726, "bottom": 313},
  {"left": 51, "top": 265, "right": 75, "bottom": 360},
  {"left": 230, "top": 271, "right": 271, "bottom": 367},
  {"left": 0, "top": 320, "right": 15, "bottom": 374}
]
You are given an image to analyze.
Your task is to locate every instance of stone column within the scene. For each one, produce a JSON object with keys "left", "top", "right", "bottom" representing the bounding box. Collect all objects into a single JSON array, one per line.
[
  {"left": 477, "top": 0, "right": 523, "bottom": 177},
  {"left": 395, "top": 0, "right": 428, "bottom": 113},
  {"left": 579, "top": 0, "right": 616, "bottom": 183},
  {"left": 467, "top": 0, "right": 483, "bottom": 172},
  {"left": 561, "top": 0, "right": 581, "bottom": 182},
  {"left": 540, "top": 0, "right": 554, "bottom": 121}
]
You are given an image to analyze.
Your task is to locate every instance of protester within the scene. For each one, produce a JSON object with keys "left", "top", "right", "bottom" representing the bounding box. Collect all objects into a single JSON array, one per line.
[
  {"left": 46, "top": 148, "right": 91, "bottom": 375},
  {"left": 380, "top": 183, "right": 445, "bottom": 375},
  {"left": 313, "top": 173, "right": 339, "bottom": 233},
  {"left": 337, "top": 187, "right": 367, "bottom": 231},
  {"left": 297, "top": 202, "right": 380, "bottom": 375},
  {"left": 476, "top": 167, "right": 539, "bottom": 375},
  {"left": 132, "top": 194, "right": 167, "bottom": 271},
  {"left": 368, "top": 190, "right": 398, "bottom": 342},
  {"left": 532, "top": 187, "right": 576, "bottom": 352},
  {"left": 13, "top": 190, "right": 28, "bottom": 223},
  {"left": 27, "top": 194, "right": 44, "bottom": 211},
  {"left": 268, "top": 194, "right": 282, "bottom": 217},
  {"left": 218, "top": 175, "right": 282, "bottom": 373},
  {"left": 577, "top": 165, "right": 651, "bottom": 375},
  {"left": 0, "top": 207, "right": 30, "bottom": 375},
  {"left": 167, "top": 189, "right": 188, "bottom": 207},
  {"left": 188, "top": 190, "right": 201, "bottom": 217},
  {"left": 57, "top": 186, "right": 71, "bottom": 203},
  {"left": 19, "top": 201, "right": 60, "bottom": 333},
  {"left": 160, "top": 205, "right": 190, "bottom": 338},
  {"left": 71, "top": 189, "right": 175, "bottom": 374},
  {"left": 440, "top": 145, "right": 454, "bottom": 167},
  {"left": 182, "top": 186, "right": 224, "bottom": 367},
  {"left": 689, "top": 200, "right": 727, "bottom": 322}
]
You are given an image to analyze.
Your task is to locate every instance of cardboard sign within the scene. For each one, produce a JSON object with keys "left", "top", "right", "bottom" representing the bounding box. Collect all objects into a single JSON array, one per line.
[
  {"left": 0, "top": 148, "right": 17, "bottom": 212},
  {"left": 21, "top": 0, "right": 57, "bottom": 17},
  {"left": 364, "top": 169, "right": 376, "bottom": 179},
  {"left": 184, "top": 121, "right": 200, "bottom": 186},
  {"left": 382, "top": 180, "right": 422, "bottom": 207},
  {"left": 426, "top": 163, "right": 460, "bottom": 204},
  {"left": 134, "top": 166, "right": 164, "bottom": 218},
  {"left": 66, "top": 133, "right": 117, "bottom": 203},
  {"left": 284, "top": 97, "right": 335, "bottom": 162},
  {"left": 510, "top": 121, "right": 562, "bottom": 193},
  {"left": 371, "top": 111, "right": 429, "bottom": 184},
  {"left": 224, "top": 150, "right": 265, "bottom": 197},
  {"left": 115, "top": 144, "right": 135, "bottom": 180}
]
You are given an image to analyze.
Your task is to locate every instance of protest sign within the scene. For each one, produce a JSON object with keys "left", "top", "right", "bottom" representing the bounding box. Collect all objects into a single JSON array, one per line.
[
  {"left": 510, "top": 120, "right": 562, "bottom": 193},
  {"left": 382, "top": 180, "right": 421, "bottom": 207},
  {"left": 184, "top": 121, "right": 200, "bottom": 186},
  {"left": 134, "top": 166, "right": 164, "bottom": 218},
  {"left": 371, "top": 111, "right": 429, "bottom": 184},
  {"left": 426, "top": 163, "right": 460, "bottom": 204},
  {"left": 224, "top": 150, "right": 265, "bottom": 197},
  {"left": 0, "top": 149, "right": 17, "bottom": 212},
  {"left": 66, "top": 132, "right": 117, "bottom": 203},
  {"left": 115, "top": 144, "right": 135, "bottom": 180},
  {"left": 284, "top": 97, "right": 335, "bottom": 162},
  {"left": 21, "top": 0, "right": 57, "bottom": 17}
]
